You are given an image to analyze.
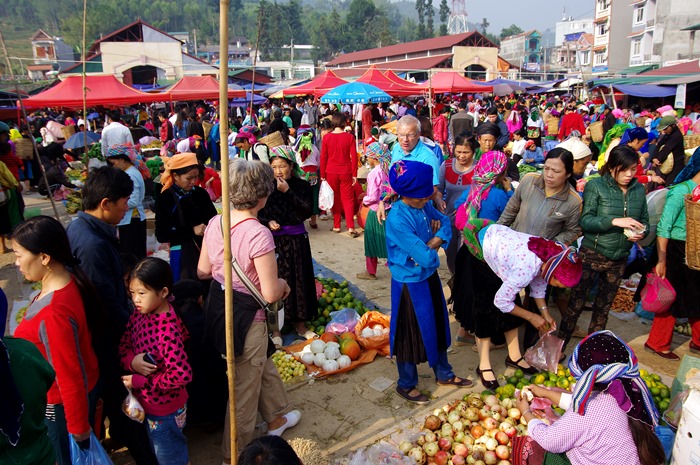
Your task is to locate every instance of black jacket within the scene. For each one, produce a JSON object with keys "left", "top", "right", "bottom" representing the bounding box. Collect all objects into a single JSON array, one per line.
[{"left": 652, "top": 126, "right": 686, "bottom": 183}]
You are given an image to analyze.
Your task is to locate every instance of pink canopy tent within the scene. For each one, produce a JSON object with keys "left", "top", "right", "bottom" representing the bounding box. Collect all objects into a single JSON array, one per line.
[
  {"left": 383, "top": 70, "right": 426, "bottom": 94},
  {"left": 424, "top": 72, "right": 493, "bottom": 94},
  {"left": 282, "top": 70, "right": 349, "bottom": 98},
  {"left": 355, "top": 66, "right": 424, "bottom": 96},
  {"left": 21, "top": 75, "right": 163, "bottom": 109},
  {"left": 158, "top": 75, "right": 246, "bottom": 100}
]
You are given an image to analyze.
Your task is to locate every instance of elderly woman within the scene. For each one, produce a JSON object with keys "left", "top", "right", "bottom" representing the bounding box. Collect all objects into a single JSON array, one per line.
[
  {"left": 198, "top": 158, "right": 300, "bottom": 462},
  {"left": 320, "top": 112, "right": 359, "bottom": 236},
  {"left": 651, "top": 115, "right": 686, "bottom": 185},
  {"left": 105, "top": 143, "right": 150, "bottom": 259},
  {"left": 155, "top": 152, "right": 217, "bottom": 280},
  {"left": 644, "top": 149, "right": 700, "bottom": 359},
  {"left": 258, "top": 146, "right": 318, "bottom": 341},
  {"left": 516, "top": 331, "right": 664, "bottom": 465}
]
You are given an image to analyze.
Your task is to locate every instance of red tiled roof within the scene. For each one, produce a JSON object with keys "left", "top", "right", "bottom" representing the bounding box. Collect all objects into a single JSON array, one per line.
[
  {"left": 329, "top": 55, "right": 453, "bottom": 76},
  {"left": 639, "top": 59, "right": 700, "bottom": 76},
  {"left": 326, "top": 32, "right": 495, "bottom": 66},
  {"left": 88, "top": 19, "right": 184, "bottom": 56},
  {"left": 30, "top": 29, "right": 52, "bottom": 42}
]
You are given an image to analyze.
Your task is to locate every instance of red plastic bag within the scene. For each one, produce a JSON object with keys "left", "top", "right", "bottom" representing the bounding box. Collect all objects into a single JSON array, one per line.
[
  {"left": 640, "top": 273, "right": 676, "bottom": 314},
  {"left": 524, "top": 331, "right": 564, "bottom": 373}
]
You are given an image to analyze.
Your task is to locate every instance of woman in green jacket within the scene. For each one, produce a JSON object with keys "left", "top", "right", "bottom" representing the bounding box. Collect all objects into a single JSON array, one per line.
[
  {"left": 644, "top": 148, "right": 700, "bottom": 359},
  {"left": 559, "top": 145, "right": 649, "bottom": 351}
]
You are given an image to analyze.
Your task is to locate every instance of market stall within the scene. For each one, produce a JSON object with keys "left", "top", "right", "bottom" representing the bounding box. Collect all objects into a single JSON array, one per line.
[{"left": 282, "top": 70, "right": 349, "bottom": 98}]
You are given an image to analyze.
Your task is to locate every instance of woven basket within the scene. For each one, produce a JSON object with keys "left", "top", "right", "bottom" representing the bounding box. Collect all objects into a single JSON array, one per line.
[
  {"left": 685, "top": 194, "right": 700, "bottom": 270},
  {"left": 259, "top": 131, "right": 285, "bottom": 148},
  {"left": 61, "top": 125, "right": 76, "bottom": 140},
  {"left": 547, "top": 116, "right": 560, "bottom": 135},
  {"left": 14, "top": 138, "right": 35, "bottom": 160},
  {"left": 589, "top": 121, "right": 604, "bottom": 143},
  {"left": 202, "top": 121, "right": 212, "bottom": 140},
  {"left": 684, "top": 134, "right": 700, "bottom": 149}
]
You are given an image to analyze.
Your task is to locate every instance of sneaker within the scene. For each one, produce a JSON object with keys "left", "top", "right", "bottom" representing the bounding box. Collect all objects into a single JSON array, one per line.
[{"left": 267, "top": 410, "right": 301, "bottom": 437}]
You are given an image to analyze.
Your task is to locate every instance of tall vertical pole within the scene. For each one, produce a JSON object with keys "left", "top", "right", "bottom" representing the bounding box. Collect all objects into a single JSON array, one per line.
[
  {"left": 82, "top": 0, "right": 89, "bottom": 157},
  {"left": 0, "top": 32, "right": 14, "bottom": 77},
  {"left": 249, "top": 6, "right": 264, "bottom": 114},
  {"left": 218, "top": 0, "right": 236, "bottom": 462}
]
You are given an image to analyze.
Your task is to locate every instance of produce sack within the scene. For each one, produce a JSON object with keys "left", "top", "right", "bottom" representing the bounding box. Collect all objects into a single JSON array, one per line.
[
  {"left": 325, "top": 308, "right": 360, "bottom": 335},
  {"left": 641, "top": 273, "right": 676, "bottom": 313},
  {"left": 355, "top": 311, "right": 391, "bottom": 356},
  {"left": 69, "top": 431, "right": 114, "bottom": 465},
  {"left": 121, "top": 387, "right": 145, "bottom": 423},
  {"left": 524, "top": 330, "right": 564, "bottom": 373},
  {"left": 318, "top": 180, "right": 334, "bottom": 211}
]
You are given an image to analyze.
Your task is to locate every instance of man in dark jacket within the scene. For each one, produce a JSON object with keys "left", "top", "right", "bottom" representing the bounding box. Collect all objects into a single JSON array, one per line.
[
  {"left": 66, "top": 167, "right": 158, "bottom": 465},
  {"left": 652, "top": 115, "right": 686, "bottom": 184},
  {"left": 449, "top": 101, "right": 475, "bottom": 143},
  {"left": 601, "top": 105, "right": 617, "bottom": 135},
  {"left": 486, "top": 107, "right": 510, "bottom": 148},
  {"left": 290, "top": 100, "right": 304, "bottom": 129}
]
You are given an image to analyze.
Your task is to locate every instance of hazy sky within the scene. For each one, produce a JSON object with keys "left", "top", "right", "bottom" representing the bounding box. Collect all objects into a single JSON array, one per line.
[{"left": 462, "top": 0, "right": 596, "bottom": 34}]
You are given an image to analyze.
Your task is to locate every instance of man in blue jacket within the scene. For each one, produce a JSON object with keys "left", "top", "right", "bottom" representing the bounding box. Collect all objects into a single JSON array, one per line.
[{"left": 486, "top": 107, "right": 510, "bottom": 148}]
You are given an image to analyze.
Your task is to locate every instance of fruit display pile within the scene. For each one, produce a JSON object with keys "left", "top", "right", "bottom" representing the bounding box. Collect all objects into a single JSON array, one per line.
[
  {"left": 87, "top": 143, "right": 104, "bottom": 161},
  {"left": 271, "top": 350, "right": 307, "bottom": 382},
  {"left": 295, "top": 334, "right": 361, "bottom": 373},
  {"left": 675, "top": 321, "right": 692, "bottom": 336},
  {"left": 401, "top": 393, "right": 526, "bottom": 465},
  {"left": 65, "top": 192, "right": 83, "bottom": 214},
  {"left": 309, "top": 277, "right": 374, "bottom": 336}
]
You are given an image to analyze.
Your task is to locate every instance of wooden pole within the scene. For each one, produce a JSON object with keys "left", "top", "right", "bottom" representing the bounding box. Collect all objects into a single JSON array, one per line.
[
  {"left": 218, "top": 0, "right": 236, "bottom": 462},
  {"left": 249, "top": 5, "right": 264, "bottom": 115},
  {"left": 0, "top": 32, "right": 14, "bottom": 77},
  {"left": 81, "top": 0, "right": 89, "bottom": 157}
]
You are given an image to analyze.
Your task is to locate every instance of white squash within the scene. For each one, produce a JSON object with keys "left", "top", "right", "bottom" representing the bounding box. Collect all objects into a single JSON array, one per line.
[
  {"left": 309, "top": 340, "right": 326, "bottom": 354},
  {"left": 322, "top": 359, "right": 340, "bottom": 372}
]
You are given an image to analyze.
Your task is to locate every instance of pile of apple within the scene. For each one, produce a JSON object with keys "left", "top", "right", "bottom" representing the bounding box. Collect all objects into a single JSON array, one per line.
[{"left": 399, "top": 393, "right": 526, "bottom": 465}]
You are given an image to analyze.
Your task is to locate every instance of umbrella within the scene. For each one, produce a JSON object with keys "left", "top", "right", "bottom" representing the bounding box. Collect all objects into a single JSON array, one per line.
[
  {"left": 63, "top": 130, "right": 100, "bottom": 149},
  {"left": 320, "top": 82, "right": 391, "bottom": 104},
  {"left": 87, "top": 112, "right": 100, "bottom": 120}
]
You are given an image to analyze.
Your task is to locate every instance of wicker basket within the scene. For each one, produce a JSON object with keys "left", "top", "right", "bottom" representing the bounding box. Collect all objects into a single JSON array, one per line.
[
  {"left": 684, "top": 134, "right": 700, "bottom": 150},
  {"left": 202, "top": 121, "right": 212, "bottom": 141},
  {"left": 14, "top": 138, "right": 35, "bottom": 160},
  {"left": 259, "top": 131, "right": 285, "bottom": 148},
  {"left": 61, "top": 125, "right": 76, "bottom": 140},
  {"left": 589, "top": 121, "right": 604, "bottom": 143},
  {"left": 685, "top": 194, "right": 700, "bottom": 270},
  {"left": 547, "top": 116, "right": 560, "bottom": 135}
]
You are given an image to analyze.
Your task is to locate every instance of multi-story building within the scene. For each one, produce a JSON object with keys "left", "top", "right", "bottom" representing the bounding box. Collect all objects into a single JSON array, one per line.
[
  {"left": 28, "top": 29, "right": 76, "bottom": 78},
  {"left": 555, "top": 15, "right": 594, "bottom": 46},
  {"left": 627, "top": 0, "right": 658, "bottom": 68},
  {"left": 592, "top": 0, "right": 633, "bottom": 74},
  {"left": 499, "top": 30, "right": 543, "bottom": 72},
  {"left": 652, "top": 0, "right": 700, "bottom": 64}
]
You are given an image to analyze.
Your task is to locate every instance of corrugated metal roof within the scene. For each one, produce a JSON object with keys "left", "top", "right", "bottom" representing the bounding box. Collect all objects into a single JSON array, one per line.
[{"left": 329, "top": 54, "right": 452, "bottom": 75}]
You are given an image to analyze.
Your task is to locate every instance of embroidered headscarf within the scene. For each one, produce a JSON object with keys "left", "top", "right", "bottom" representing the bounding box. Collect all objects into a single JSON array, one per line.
[
  {"left": 569, "top": 330, "right": 659, "bottom": 427},
  {"left": 674, "top": 146, "right": 700, "bottom": 185},
  {"left": 269, "top": 145, "right": 304, "bottom": 178},
  {"left": 365, "top": 142, "right": 394, "bottom": 202},
  {"left": 160, "top": 152, "right": 199, "bottom": 192},
  {"left": 106, "top": 143, "right": 151, "bottom": 180},
  {"left": 462, "top": 150, "right": 507, "bottom": 260},
  {"left": 293, "top": 126, "right": 316, "bottom": 163},
  {"left": 527, "top": 237, "right": 582, "bottom": 287}
]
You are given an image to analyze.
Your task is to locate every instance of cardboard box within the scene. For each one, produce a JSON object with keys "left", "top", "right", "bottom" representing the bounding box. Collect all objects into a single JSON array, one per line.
[{"left": 671, "top": 389, "right": 700, "bottom": 464}]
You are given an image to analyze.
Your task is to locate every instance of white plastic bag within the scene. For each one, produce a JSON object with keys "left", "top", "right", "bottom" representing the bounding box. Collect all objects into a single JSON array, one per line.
[
  {"left": 318, "top": 180, "right": 334, "bottom": 211},
  {"left": 122, "top": 387, "right": 145, "bottom": 423}
]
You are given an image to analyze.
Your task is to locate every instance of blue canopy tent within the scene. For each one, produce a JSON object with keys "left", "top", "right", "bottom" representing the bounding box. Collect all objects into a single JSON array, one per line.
[
  {"left": 230, "top": 92, "right": 268, "bottom": 107},
  {"left": 609, "top": 84, "right": 677, "bottom": 98}
]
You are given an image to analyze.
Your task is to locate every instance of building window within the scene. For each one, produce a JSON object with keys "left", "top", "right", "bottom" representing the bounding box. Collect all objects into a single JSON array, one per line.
[
  {"left": 594, "top": 51, "right": 606, "bottom": 65},
  {"left": 597, "top": 0, "right": 610, "bottom": 12},
  {"left": 597, "top": 23, "right": 608, "bottom": 36},
  {"left": 632, "top": 39, "right": 641, "bottom": 56},
  {"left": 635, "top": 7, "right": 645, "bottom": 24},
  {"left": 581, "top": 50, "right": 590, "bottom": 65}
]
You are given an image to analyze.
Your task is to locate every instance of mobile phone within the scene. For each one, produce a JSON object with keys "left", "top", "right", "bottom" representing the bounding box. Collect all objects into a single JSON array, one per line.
[{"left": 143, "top": 352, "right": 157, "bottom": 366}]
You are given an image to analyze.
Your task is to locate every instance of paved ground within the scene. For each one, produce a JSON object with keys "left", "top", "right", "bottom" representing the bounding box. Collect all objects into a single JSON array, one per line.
[{"left": 1, "top": 193, "right": 693, "bottom": 464}]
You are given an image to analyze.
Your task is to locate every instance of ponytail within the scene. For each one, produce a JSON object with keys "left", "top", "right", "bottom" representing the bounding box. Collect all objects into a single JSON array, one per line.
[{"left": 628, "top": 417, "right": 665, "bottom": 465}]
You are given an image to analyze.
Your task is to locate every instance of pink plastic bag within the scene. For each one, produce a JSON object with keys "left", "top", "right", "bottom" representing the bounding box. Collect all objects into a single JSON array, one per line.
[
  {"left": 524, "top": 330, "right": 564, "bottom": 373},
  {"left": 641, "top": 273, "right": 676, "bottom": 313}
]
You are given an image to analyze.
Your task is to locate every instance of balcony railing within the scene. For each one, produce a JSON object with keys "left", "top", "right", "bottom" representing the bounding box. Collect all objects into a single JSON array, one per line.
[
  {"left": 646, "top": 19, "right": 655, "bottom": 28},
  {"left": 594, "top": 34, "right": 609, "bottom": 46},
  {"left": 630, "top": 56, "right": 643, "bottom": 66}
]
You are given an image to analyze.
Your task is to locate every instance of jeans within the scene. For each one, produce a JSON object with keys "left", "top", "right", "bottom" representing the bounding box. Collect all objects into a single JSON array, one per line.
[
  {"left": 397, "top": 351, "right": 454, "bottom": 390},
  {"left": 146, "top": 406, "right": 189, "bottom": 465},
  {"left": 45, "top": 387, "right": 99, "bottom": 465}
]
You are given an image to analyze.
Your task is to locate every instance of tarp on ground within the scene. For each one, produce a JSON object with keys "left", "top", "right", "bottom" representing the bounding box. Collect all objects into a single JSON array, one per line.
[
  {"left": 355, "top": 66, "right": 424, "bottom": 96},
  {"left": 423, "top": 71, "right": 493, "bottom": 94},
  {"left": 22, "top": 75, "right": 163, "bottom": 109},
  {"left": 603, "top": 84, "right": 677, "bottom": 98},
  {"left": 158, "top": 75, "right": 246, "bottom": 100},
  {"left": 282, "top": 70, "right": 348, "bottom": 97}
]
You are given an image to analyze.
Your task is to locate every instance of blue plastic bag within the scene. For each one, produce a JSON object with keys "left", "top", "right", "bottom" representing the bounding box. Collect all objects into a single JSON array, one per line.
[{"left": 69, "top": 432, "right": 113, "bottom": 465}]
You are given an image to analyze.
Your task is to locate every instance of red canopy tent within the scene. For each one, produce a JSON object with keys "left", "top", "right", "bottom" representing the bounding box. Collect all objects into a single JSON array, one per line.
[
  {"left": 282, "top": 70, "right": 348, "bottom": 97},
  {"left": 424, "top": 72, "right": 493, "bottom": 94},
  {"left": 355, "top": 67, "right": 424, "bottom": 96},
  {"left": 384, "top": 70, "right": 426, "bottom": 94},
  {"left": 21, "top": 75, "right": 163, "bottom": 109},
  {"left": 159, "top": 75, "right": 246, "bottom": 101}
]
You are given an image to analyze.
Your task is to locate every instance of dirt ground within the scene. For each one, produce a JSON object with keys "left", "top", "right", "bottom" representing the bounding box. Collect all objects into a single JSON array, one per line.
[{"left": 2, "top": 192, "right": 694, "bottom": 464}]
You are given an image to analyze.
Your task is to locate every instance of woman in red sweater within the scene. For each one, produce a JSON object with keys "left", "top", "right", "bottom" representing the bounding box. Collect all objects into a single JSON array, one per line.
[
  {"left": 13, "top": 216, "right": 103, "bottom": 465},
  {"left": 320, "top": 112, "right": 359, "bottom": 236}
]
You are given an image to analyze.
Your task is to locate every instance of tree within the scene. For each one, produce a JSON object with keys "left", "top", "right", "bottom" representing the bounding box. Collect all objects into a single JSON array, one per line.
[
  {"left": 426, "top": 0, "right": 434, "bottom": 38},
  {"left": 480, "top": 17, "right": 490, "bottom": 35},
  {"left": 438, "top": 0, "right": 450, "bottom": 36},
  {"left": 345, "top": 0, "right": 378, "bottom": 51},
  {"left": 397, "top": 17, "right": 418, "bottom": 43},
  {"left": 500, "top": 24, "right": 524, "bottom": 40},
  {"left": 416, "top": 0, "right": 426, "bottom": 40}
]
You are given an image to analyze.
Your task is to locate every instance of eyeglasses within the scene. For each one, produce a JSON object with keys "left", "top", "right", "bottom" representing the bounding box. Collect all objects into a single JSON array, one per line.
[{"left": 397, "top": 132, "right": 418, "bottom": 140}]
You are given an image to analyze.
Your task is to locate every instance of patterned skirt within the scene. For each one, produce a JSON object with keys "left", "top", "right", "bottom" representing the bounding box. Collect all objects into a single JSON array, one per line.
[
  {"left": 363, "top": 209, "right": 388, "bottom": 259},
  {"left": 274, "top": 232, "right": 319, "bottom": 323}
]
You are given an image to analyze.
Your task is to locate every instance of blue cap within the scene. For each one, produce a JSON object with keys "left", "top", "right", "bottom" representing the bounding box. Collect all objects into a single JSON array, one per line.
[{"left": 389, "top": 160, "right": 434, "bottom": 199}]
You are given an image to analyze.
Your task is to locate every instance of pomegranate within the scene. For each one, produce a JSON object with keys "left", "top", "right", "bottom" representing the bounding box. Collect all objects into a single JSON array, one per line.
[
  {"left": 441, "top": 424, "right": 454, "bottom": 438},
  {"left": 470, "top": 424, "right": 484, "bottom": 439},
  {"left": 495, "top": 431, "right": 509, "bottom": 445},
  {"left": 454, "top": 431, "right": 465, "bottom": 443},
  {"left": 484, "top": 395, "right": 499, "bottom": 407},
  {"left": 452, "top": 420, "right": 465, "bottom": 432},
  {"left": 424, "top": 442, "right": 439, "bottom": 457},
  {"left": 485, "top": 437, "right": 498, "bottom": 451},
  {"left": 497, "top": 461, "right": 512, "bottom": 465},
  {"left": 495, "top": 445, "right": 510, "bottom": 460},
  {"left": 478, "top": 408, "right": 491, "bottom": 421},
  {"left": 448, "top": 411, "right": 461, "bottom": 425},
  {"left": 425, "top": 415, "right": 441, "bottom": 431},
  {"left": 483, "top": 417, "right": 498, "bottom": 431},
  {"left": 438, "top": 437, "right": 452, "bottom": 451},
  {"left": 434, "top": 450, "right": 450, "bottom": 465},
  {"left": 453, "top": 443, "right": 469, "bottom": 457},
  {"left": 471, "top": 445, "right": 486, "bottom": 461},
  {"left": 499, "top": 422, "right": 516, "bottom": 438},
  {"left": 417, "top": 435, "right": 427, "bottom": 446},
  {"left": 462, "top": 433, "right": 475, "bottom": 445},
  {"left": 425, "top": 432, "right": 438, "bottom": 443},
  {"left": 464, "top": 407, "right": 479, "bottom": 422},
  {"left": 484, "top": 450, "right": 498, "bottom": 465},
  {"left": 451, "top": 455, "right": 466, "bottom": 465},
  {"left": 399, "top": 441, "right": 413, "bottom": 454},
  {"left": 409, "top": 447, "right": 427, "bottom": 464},
  {"left": 508, "top": 408, "right": 521, "bottom": 420}
]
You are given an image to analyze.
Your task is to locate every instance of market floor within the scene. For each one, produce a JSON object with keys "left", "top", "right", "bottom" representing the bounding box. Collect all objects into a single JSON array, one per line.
[{"left": 0, "top": 195, "right": 693, "bottom": 464}]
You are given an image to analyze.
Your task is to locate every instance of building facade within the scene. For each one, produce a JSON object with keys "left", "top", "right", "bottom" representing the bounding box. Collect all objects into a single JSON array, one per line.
[
  {"left": 652, "top": 0, "right": 700, "bottom": 65},
  {"left": 499, "top": 30, "right": 542, "bottom": 72},
  {"left": 29, "top": 29, "right": 76, "bottom": 77},
  {"left": 555, "top": 16, "right": 594, "bottom": 46},
  {"left": 592, "top": 0, "right": 633, "bottom": 74},
  {"left": 627, "top": 0, "right": 658, "bottom": 67}
]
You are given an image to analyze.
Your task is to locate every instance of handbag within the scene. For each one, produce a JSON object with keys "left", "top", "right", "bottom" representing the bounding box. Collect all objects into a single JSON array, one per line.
[
  {"left": 660, "top": 153, "right": 674, "bottom": 175},
  {"left": 640, "top": 273, "right": 676, "bottom": 313},
  {"left": 220, "top": 217, "right": 284, "bottom": 333}
]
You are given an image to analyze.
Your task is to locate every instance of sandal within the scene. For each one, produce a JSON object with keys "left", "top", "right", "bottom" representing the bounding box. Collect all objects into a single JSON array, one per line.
[
  {"left": 331, "top": 228, "right": 341, "bottom": 233},
  {"left": 395, "top": 386, "right": 430, "bottom": 405},
  {"left": 505, "top": 355, "right": 539, "bottom": 375},
  {"left": 476, "top": 366, "right": 500, "bottom": 391},
  {"left": 436, "top": 376, "right": 473, "bottom": 388},
  {"left": 348, "top": 229, "right": 360, "bottom": 238},
  {"left": 571, "top": 326, "right": 588, "bottom": 339}
]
